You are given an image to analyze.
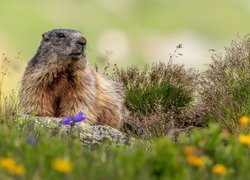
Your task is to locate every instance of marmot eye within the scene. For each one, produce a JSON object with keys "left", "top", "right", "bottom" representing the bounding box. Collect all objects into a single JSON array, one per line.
[{"left": 56, "top": 33, "right": 65, "bottom": 38}]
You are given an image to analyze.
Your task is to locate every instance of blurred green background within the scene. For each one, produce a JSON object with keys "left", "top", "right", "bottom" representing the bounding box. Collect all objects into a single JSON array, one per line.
[{"left": 0, "top": 0, "right": 250, "bottom": 94}]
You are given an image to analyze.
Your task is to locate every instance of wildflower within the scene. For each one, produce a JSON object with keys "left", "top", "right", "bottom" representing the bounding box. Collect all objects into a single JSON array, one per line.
[
  {"left": 52, "top": 159, "right": 73, "bottom": 174},
  {"left": 212, "top": 164, "right": 227, "bottom": 175},
  {"left": 60, "top": 116, "right": 72, "bottom": 125},
  {"left": 238, "top": 134, "right": 250, "bottom": 146},
  {"left": 0, "top": 158, "right": 25, "bottom": 176},
  {"left": 183, "top": 145, "right": 196, "bottom": 155},
  {"left": 0, "top": 157, "right": 16, "bottom": 170},
  {"left": 73, "top": 112, "right": 85, "bottom": 122},
  {"left": 10, "top": 165, "right": 25, "bottom": 176},
  {"left": 60, "top": 112, "right": 85, "bottom": 125},
  {"left": 186, "top": 155, "right": 205, "bottom": 167},
  {"left": 26, "top": 136, "right": 37, "bottom": 145},
  {"left": 239, "top": 115, "right": 250, "bottom": 126}
]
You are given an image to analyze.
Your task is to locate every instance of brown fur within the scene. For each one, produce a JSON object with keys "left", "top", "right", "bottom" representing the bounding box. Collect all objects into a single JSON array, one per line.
[{"left": 19, "top": 29, "right": 125, "bottom": 128}]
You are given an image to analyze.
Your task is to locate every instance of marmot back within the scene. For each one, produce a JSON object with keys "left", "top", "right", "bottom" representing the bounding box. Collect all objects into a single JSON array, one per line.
[{"left": 19, "top": 29, "right": 125, "bottom": 128}]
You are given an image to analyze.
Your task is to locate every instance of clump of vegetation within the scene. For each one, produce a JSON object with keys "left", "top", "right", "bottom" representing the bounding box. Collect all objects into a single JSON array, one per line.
[
  {"left": 112, "top": 61, "right": 199, "bottom": 114},
  {"left": 110, "top": 58, "right": 201, "bottom": 137},
  {"left": 200, "top": 36, "right": 250, "bottom": 134}
]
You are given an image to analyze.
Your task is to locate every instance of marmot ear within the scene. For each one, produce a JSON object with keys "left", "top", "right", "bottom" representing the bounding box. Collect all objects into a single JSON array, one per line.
[{"left": 42, "top": 32, "right": 50, "bottom": 42}]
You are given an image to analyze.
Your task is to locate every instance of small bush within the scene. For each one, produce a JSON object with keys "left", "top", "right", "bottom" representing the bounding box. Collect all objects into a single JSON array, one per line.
[
  {"left": 200, "top": 36, "right": 250, "bottom": 134},
  {"left": 111, "top": 60, "right": 200, "bottom": 136},
  {"left": 112, "top": 61, "right": 199, "bottom": 114}
]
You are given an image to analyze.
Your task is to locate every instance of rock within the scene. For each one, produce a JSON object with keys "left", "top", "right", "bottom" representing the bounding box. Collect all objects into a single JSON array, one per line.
[{"left": 16, "top": 115, "right": 131, "bottom": 146}]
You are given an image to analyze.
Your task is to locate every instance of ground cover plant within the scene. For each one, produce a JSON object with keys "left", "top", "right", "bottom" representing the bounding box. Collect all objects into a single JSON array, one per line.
[{"left": 0, "top": 36, "right": 249, "bottom": 179}]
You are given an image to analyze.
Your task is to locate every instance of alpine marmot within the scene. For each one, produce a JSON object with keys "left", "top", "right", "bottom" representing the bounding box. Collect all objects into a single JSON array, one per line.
[{"left": 19, "top": 29, "right": 125, "bottom": 128}]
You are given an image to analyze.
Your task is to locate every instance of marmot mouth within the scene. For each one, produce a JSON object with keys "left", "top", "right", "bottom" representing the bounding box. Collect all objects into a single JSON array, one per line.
[
  {"left": 70, "top": 52, "right": 82, "bottom": 56},
  {"left": 70, "top": 52, "right": 84, "bottom": 59}
]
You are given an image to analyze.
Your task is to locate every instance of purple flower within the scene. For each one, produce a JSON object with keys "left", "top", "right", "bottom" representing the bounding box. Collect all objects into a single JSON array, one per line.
[
  {"left": 60, "top": 116, "right": 72, "bottom": 125},
  {"left": 60, "top": 112, "right": 85, "bottom": 125},
  {"left": 73, "top": 112, "right": 85, "bottom": 122},
  {"left": 26, "top": 136, "right": 37, "bottom": 145}
]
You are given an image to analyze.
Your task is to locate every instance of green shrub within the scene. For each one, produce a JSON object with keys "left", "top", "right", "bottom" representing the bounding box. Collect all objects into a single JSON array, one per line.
[
  {"left": 111, "top": 61, "right": 200, "bottom": 137},
  {"left": 125, "top": 81, "right": 193, "bottom": 114},
  {"left": 200, "top": 36, "right": 250, "bottom": 134},
  {"left": 112, "top": 61, "right": 199, "bottom": 114}
]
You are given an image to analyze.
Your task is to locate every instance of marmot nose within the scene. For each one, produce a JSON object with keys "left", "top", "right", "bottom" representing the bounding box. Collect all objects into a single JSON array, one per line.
[{"left": 77, "top": 38, "right": 87, "bottom": 47}]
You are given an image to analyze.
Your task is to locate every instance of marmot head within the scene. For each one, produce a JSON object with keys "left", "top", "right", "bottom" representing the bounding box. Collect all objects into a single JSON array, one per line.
[{"left": 38, "top": 29, "right": 87, "bottom": 62}]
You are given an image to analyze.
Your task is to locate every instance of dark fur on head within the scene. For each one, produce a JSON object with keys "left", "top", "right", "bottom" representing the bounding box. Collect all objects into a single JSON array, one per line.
[{"left": 31, "top": 29, "right": 87, "bottom": 67}]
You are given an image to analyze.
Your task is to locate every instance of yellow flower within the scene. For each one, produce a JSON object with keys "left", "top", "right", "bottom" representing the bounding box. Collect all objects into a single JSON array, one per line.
[
  {"left": 0, "top": 157, "right": 16, "bottom": 170},
  {"left": 183, "top": 145, "right": 196, "bottom": 155},
  {"left": 186, "top": 155, "right": 205, "bottom": 167},
  {"left": 239, "top": 115, "right": 250, "bottom": 126},
  {"left": 10, "top": 165, "right": 26, "bottom": 176},
  {"left": 212, "top": 164, "right": 227, "bottom": 175},
  {"left": 238, "top": 134, "right": 250, "bottom": 146},
  {"left": 0, "top": 158, "right": 25, "bottom": 176},
  {"left": 52, "top": 159, "right": 73, "bottom": 174}
]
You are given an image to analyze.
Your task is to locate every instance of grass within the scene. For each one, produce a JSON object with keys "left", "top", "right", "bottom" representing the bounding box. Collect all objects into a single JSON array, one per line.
[{"left": 0, "top": 36, "right": 250, "bottom": 179}]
